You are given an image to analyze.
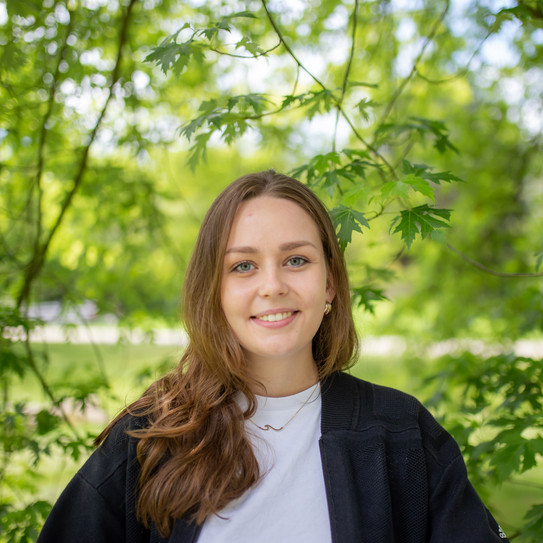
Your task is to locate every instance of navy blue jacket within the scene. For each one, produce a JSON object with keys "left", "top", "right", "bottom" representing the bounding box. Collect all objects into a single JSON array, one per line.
[{"left": 38, "top": 372, "right": 508, "bottom": 542}]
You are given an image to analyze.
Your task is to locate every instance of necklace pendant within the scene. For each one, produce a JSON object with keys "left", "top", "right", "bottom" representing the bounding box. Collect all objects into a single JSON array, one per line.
[
  {"left": 261, "top": 424, "right": 283, "bottom": 432},
  {"left": 248, "top": 383, "right": 320, "bottom": 433}
]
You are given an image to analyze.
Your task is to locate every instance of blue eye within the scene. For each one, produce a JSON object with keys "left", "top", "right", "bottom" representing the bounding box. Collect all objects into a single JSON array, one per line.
[
  {"left": 233, "top": 261, "right": 255, "bottom": 273},
  {"left": 287, "top": 257, "right": 308, "bottom": 267}
]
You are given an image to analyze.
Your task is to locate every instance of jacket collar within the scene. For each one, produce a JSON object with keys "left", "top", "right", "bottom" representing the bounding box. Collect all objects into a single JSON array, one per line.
[{"left": 321, "top": 372, "right": 365, "bottom": 434}]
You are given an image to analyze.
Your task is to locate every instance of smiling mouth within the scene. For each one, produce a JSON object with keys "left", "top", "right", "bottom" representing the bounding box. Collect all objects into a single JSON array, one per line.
[{"left": 254, "top": 311, "right": 296, "bottom": 322}]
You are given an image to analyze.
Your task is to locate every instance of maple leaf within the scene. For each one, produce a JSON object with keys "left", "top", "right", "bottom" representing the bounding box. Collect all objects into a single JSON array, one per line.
[
  {"left": 352, "top": 286, "right": 388, "bottom": 314},
  {"left": 180, "top": 116, "right": 206, "bottom": 140},
  {"left": 236, "top": 36, "right": 264, "bottom": 56},
  {"left": 330, "top": 205, "right": 369, "bottom": 250},
  {"left": 280, "top": 93, "right": 308, "bottom": 109},
  {"left": 145, "top": 31, "right": 204, "bottom": 76},
  {"left": 380, "top": 181, "right": 410, "bottom": 201},
  {"left": 187, "top": 131, "right": 212, "bottom": 171},
  {"left": 400, "top": 174, "right": 435, "bottom": 202},
  {"left": 401, "top": 160, "right": 463, "bottom": 184},
  {"left": 355, "top": 98, "right": 378, "bottom": 121},
  {"left": 392, "top": 205, "right": 451, "bottom": 249}
]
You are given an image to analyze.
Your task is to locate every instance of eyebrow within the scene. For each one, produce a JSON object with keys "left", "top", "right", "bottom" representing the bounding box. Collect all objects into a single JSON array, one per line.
[{"left": 225, "top": 240, "right": 318, "bottom": 255}]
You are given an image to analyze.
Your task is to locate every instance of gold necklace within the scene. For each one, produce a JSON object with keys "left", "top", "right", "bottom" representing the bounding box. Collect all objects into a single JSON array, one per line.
[{"left": 248, "top": 383, "right": 320, "bottom": 432}]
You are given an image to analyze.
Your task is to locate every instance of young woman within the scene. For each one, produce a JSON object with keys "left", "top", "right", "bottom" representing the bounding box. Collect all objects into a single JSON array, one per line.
[{"left": 38, "top": 170, "right": 508, "bottom": 542}]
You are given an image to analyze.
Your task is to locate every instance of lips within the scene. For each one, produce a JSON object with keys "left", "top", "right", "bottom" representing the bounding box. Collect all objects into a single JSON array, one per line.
[{"left": 251, "top": 310, "right": 299, "bottom": 326}]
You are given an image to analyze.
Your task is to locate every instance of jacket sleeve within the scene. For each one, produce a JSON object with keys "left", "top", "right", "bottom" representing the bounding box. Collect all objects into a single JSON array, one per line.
[
  {"left": 428, "top": 453, "right": 508, "bottom": 542},
  {"left": 37, "top": 418, "right": 147, "bottom": 543},
  {"left": 420, "top": 408, "right": 509, "bottom": 542}
]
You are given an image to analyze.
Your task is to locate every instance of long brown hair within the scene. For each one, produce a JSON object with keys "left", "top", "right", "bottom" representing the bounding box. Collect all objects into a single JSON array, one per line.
[{"left": 96, "top": 170, "right": 358, "bottom": 536}]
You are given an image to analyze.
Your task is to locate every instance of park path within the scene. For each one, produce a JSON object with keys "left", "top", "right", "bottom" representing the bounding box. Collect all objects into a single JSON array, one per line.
[{"left": 11, "top": 324, "right": 543, "bottom": 358}]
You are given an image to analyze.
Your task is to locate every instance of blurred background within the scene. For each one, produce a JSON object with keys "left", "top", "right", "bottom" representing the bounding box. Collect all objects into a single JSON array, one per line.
[{"left": 1, "top": 0, "right": 542, "bottom": 540}]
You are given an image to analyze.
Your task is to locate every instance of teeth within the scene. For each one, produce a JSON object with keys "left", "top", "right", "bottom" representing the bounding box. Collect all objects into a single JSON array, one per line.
[{"left": 258, "top": 311, "right": 293, "bottom": 322}]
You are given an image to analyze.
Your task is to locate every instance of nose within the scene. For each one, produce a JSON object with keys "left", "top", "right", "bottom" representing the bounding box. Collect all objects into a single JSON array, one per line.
[{"left": 258, "top": 265, "right": 288, "bottom": 298}]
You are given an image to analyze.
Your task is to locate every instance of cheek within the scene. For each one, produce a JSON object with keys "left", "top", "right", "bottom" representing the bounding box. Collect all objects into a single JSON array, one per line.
[{"left": 220, "top": 278, "right": 245, "bottom": 319}]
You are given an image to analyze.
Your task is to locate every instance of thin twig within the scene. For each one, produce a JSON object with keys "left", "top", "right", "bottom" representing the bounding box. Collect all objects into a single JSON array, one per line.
[
  {"left": 292, "top": 64, "right": 300, "bottom": 96},
  {"left": 416, "top": 29, "right": 491, "bottom": 84},
  {"left": 74, "top": 304, "right": 109, "bottom": 388},
  {"left": 23, "top": 328, "right": 81, "bottom": 439},
  {"left": 447, "top": 242, "right": 543, "bottom": 278},
  {"left": 261, "top": 0, "right": 327, "bottom": 89},
  {"left": 376, "top": 1, "right": 450, "bottom": 131},
  {"left": 208, "top": 41, "right": 281, "bottom": 58},
  {"left": 507, "top": 479, "right": 543, "bottom": 490},
  {"left": 333, "top": 0, "right": 359, "bottom": 152},
  {"left": 261, "top": 0, "right": 396, "bottom": 179}
]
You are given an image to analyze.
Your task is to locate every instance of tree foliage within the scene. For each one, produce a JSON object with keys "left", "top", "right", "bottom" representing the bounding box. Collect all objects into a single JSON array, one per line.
[{"left": 1, "top": 0, "right": 542, "bottom": 539}]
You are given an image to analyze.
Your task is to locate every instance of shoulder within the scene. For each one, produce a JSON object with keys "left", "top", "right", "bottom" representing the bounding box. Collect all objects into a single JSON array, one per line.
[
  {"left": 37, "top": 414, "right": 150, "bottom": 543},
  {"left": 321, "top": 371, "right": 421, "bottom": 428},
  {"left": 78, "top": 414, "right": 145, "bottom": 491},
  {"left": 321, "top": 372, "right": 458, "bottom": 460}
]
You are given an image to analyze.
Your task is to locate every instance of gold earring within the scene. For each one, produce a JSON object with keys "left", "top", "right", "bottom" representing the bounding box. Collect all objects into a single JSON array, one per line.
[{"left": 324, "top": 302, "right": 332, "bottom": 315}]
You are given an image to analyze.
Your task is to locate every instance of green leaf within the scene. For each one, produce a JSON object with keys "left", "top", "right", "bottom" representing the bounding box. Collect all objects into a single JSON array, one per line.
[
  {"left": 408, "top": 116, "right": 459, "bottom": 154},
  {"left": 222, "top": 117, "right": 249, "bottom": 144},
  {"left": 330, "top": 206, "right": 369, "bottom": 250},
  {"left": 352, "top": 286, "right": 388, "bottom": 314},
  {"left": 401, "top": 160, "right": 463, "bottom": 184},
  {"left": 380, "top": 181, "right": 410, "bottom": 201},
  {"left": 354, "top": 98, "right": 378, "bottom": 121},
  {"left": 187, "top": 131, "right": 212, "bottom": 171},
  {"left": 392, "top": 210, "right": 420, "bottom": 249},
  {"left": 180, "top": 116, "right": 207, "bottom": 141},
  {"left": 239, "top": 93, "right": 270, "bottom": 114},
  {"left": 400, "top": 174, "right": 435, "bottom": 202},
  {"left": 284, "top": 90, "right": 335, "bottom": 118},
  {"left": 145, "top": 38, "right": 205, "bottom": 75},
  {"left": 235, "top": 36, "right": 264, "bottom": 56},
  {"left": 280, "top": 93, "right": 308, "bottom": 109},
  {"left": 523, "top": 504, "right": 543, "bottom": 539},
  {"left": 535, "top": 250, "right": 543, "bottom": 272},
  {"left": 392, "top": 205, "right": 451, "bottom": 249},
  {"left": 0, "top": 348, "right": 28, "bottom": 378},
  {"left": 291, "top": 152, "right": 341, "bottom": 184},
  {"left": 341, "top": 183, "right": 371, "bottom": 207},
  {"left": 35, "top": 410, "right": 60, "bottom": 436}
]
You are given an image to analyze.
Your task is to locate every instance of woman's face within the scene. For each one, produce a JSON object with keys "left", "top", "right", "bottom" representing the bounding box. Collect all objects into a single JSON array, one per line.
[{"left": 221, "top": 196, "right": 335, "bottom": 370}]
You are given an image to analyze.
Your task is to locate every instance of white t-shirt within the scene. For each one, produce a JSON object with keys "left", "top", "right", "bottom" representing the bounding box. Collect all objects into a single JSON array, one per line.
[{"left": 198, "top": 384, "right": 332, "bottom": 543}]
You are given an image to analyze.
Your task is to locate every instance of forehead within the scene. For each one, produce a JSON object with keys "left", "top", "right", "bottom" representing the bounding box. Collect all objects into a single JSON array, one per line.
[{"left": 226, "top": 196, "right": 322, "bottom": 247}]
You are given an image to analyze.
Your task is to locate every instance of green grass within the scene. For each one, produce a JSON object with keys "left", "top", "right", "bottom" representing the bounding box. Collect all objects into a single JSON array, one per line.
[{"left": 12, "top": 342, "right": 182, "bottom": 414}]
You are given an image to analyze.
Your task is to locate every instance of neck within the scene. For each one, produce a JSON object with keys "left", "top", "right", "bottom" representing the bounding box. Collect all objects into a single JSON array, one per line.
[{"left": 246, "top": 352, "right": 319, "bottom": 397}]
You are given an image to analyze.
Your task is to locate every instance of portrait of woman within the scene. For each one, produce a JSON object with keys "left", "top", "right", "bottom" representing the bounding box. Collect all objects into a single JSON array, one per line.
[{"left": 37, "top": 170, "right": 508, "bottom": 542}]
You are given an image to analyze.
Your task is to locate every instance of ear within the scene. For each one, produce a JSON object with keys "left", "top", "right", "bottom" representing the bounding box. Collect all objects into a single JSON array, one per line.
[{"left": 326, "top": 269, "right": 336, "bottom": 303}]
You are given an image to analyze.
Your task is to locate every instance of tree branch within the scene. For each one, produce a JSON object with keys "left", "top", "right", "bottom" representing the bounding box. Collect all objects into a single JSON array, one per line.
[
  {"left": 16, "top": 0, "right": 138, "bottom": 309},
  {"left": 415, "top": 29, "right": 491, "bottom": 85},
  {"left": 23, "top": 330, "right": 81, "bottom": 439},
  {"left": 447, "top": 242, "right": 543, "bottom": 278},
  {"left": 261, "top": 0, "right": 396, "bottom": 179},
  {"left": 333, "top": 0, "right": 359, "bottom": 152},
  {"left": 376, "top": 1, "right": 450, "bottom": 130},
  {"left": 260, "top": 0, "right": 327, "bottom": 89},
  {"left": 208, "top": 40, "right": 281, "bottom": 58},
  {"left": 33, "top": 10, "right": 76, "bottom": 258}
]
